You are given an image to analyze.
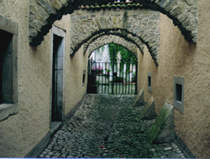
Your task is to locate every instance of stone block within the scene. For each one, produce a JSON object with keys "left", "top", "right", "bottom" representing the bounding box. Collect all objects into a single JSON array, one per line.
[
  {"left": 133, "top": 89, "right": 144, "bottom": 107},
  {"left": 140, "top": 96, "right": 157, "bottom": 120}
]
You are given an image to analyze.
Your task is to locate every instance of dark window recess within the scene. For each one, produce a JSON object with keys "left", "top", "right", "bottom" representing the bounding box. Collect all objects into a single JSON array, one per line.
[
  {"left": 82, "top": 71, "right": 86, "bottom": 84},
  {"left": 0, "top": 30, "right": 13, "bottom": 104},
  {"left": 148, "top": 76, "right": 151, "bottom": 87},
  {"left": 176, "top": 84, "right": 182, "bottom": 102}
]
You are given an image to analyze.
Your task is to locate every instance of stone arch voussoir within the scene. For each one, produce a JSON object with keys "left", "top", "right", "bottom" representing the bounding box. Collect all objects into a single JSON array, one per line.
[
  {"left": 85, "top": 35, "right": 141, "bottom": 57},
  {"left": 29, "top": 0, "right": 197, "bottom": 47},
  {"left": 71, "top": 28, "right": 158, "bottom": 65},
  {"left": 70, "top": 9, "right": 160, "bottom": 65},
  {"left": 135, "top": 0, "right": 198, "bottom": 43}
]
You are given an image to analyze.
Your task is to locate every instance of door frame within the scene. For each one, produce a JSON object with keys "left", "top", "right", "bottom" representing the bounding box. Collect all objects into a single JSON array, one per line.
[{"left": 49, "top": 25, "right": 66, "bottom": 128}]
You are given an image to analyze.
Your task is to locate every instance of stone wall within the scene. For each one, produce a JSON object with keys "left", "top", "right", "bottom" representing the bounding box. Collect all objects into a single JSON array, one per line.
[
  {"left": 137, "top": 0, "right": 197, "bottom": 43},
  {"left": 137, "top": 1, "right": 210, "bottom": 157},
  {"left": 70, "top": 9, "right": 160, "bottom": 64},
  {"left": 29, "top": 0, "right": 197, "bottom": 47},
  {"left": 85, "top": 34, "right": 142, "bottom": 56}
]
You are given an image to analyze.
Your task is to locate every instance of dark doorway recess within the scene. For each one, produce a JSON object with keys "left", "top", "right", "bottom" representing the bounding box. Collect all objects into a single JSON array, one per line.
[{"left": 51, "top": 34, "right": 64, "bottom": 122}]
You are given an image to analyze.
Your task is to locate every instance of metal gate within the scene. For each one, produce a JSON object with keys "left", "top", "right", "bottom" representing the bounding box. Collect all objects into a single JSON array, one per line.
[{"left": 87, "top": 60, "right": 137, "bottom": 95}]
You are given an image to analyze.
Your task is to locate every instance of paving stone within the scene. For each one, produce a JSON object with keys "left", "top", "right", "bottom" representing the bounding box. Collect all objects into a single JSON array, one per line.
[
  {"left": 164, "top": 147, "right": 172, "bottom": 151},
  {"left": 38, "top": 95, "right": 186, "bottom": 158}
]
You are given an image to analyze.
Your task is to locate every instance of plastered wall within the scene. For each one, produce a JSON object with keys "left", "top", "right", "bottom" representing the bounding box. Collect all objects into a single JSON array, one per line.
[
  {"left": 0, "top": 0, "right": 87, "bottom": 157},
  {"left": 54, "top": 15, "right": 88, "bottom": 116},
  {"left": 137, "top": 2, "right": 210, "bottom": 157}
]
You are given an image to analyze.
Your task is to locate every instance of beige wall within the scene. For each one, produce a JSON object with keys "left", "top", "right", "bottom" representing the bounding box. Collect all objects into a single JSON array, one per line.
[
  {"left": 137, "top": 1, "right": 210, "bottom": 157},
  {"left": 64, "top": 44, "right": 88, "bottom": 115},
  {"left": 0, "top": 0, "right": 43, "bottom": 157},
  {"left": 0, "top": 0, "right": 87, "bottom": 157},
  {"left": 54, "top": 16, "right": 88, "bottom": 116}
]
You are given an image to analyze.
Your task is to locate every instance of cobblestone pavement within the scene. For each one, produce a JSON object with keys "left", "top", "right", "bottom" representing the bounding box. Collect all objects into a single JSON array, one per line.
[{"left": 39, "top": 94, "right": 186, "bottom": 158}]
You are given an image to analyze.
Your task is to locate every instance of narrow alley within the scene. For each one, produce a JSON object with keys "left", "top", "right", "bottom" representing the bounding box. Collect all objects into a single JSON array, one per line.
[
  {"left": 39, "top": 95, "right": 187, "bottom": 158},
  {"left": 2, "top": 1, "right": 210, "bottom": 158}
]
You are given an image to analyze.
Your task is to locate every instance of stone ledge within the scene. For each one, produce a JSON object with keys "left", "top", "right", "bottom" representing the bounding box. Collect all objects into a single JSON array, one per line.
[{"left": 0, "top": 104, "right": 18, "bottom": 121}]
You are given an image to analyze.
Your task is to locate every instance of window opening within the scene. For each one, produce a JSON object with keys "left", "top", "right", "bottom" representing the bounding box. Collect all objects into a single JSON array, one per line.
[
  {"left": 176, "top": 84, "right": 182, "bottom": 102},
  {"left": 0, "top": 30, "right": 13, "bottom": 104}
]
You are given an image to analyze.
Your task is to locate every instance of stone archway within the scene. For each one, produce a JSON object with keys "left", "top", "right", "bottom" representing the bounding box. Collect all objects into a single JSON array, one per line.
[
  {"left": 69, "top": 9, "right": 160, "bottom": 65},
  {"left": 83, "top": 33, "right": 144, "bottom": 56},
  {"left": 85, "top": 34, "right": 142, "bottom": 58},
  {"left": 29, "top": 0, "right": 197, "bottom": 47}
]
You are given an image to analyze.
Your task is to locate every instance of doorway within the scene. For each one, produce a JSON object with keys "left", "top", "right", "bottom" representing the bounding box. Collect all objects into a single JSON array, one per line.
[{"left": 51, "top": 29, "right": 65, "bottom": 125}]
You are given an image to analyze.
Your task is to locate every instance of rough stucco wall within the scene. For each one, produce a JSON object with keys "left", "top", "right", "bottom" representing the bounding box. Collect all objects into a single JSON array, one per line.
[
  {"left": 0, "top": 1, "right": 87, "bottom": 157},
  {"left": 0, "top": 0, "right": 50, "bottom": 157},
  {"left": 137, "top": 46, "right": 157, "bottom": 101},
  {"left": 53, "top": 15, "right": 88, "bottom": 116},
  {"left": 137, "top": 4, "right": 210, "bottom": 157},
  {"left": 64, "top": 45, "right": 88, "bottom": 115}
]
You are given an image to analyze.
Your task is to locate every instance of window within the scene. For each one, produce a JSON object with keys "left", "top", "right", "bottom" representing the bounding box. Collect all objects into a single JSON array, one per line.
[
  {"left": 148, "top": 76, "right": 151, "bottom": 87},
  {"left": 148, "top": 72, "right": 152, "bottom": 92},
  {"left": 0, "top": 30, "right": 13, "bottom": 104},
  {"left": 82, "top": 70, "right": 86, "bottom": 86},
  {"left": 176, "top": 84, "right": 182, "bottom": 102},
  {"left": 0, "top": 15, "right": 18, "bottom": 121},
  {"left": 174, "top": 77, "right": 184, "bottom": 113}
]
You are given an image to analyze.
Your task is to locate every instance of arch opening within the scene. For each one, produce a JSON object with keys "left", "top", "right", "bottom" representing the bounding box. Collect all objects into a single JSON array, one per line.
[{"left": 87, "top": 43, "right": 138, "bottom": 95}]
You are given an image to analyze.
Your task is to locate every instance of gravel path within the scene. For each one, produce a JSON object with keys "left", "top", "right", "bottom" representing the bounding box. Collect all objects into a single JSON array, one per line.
[{"left": 39, "top": 94, "right": 185, "bottom": 158}]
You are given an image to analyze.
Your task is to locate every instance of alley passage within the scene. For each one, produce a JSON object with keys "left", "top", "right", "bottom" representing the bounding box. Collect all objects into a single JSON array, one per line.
[{"left": 39, "top": 95, "right": 185, "bottom": 158}]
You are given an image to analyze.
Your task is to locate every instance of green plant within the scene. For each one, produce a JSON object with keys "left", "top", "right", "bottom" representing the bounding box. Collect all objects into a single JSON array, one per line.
[
  {"left": 108, "top": 43, "right": 137, "bottom": 68},
  {"left": 146, "top": 107, "right": 168, "bottom": 144}
]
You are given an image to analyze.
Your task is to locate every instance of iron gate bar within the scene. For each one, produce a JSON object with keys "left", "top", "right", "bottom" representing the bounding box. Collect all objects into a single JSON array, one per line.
[
  {"left": 126, "top": 63, "right": 128, "bottom": 95},
  {"left": 128, "top": 63, "right": 130, "bottom": 95},
  {"left": 87, "top": 60, "right": 137, "bottom": 95},
  {"left": 130, "top": 64, "right": 132, "bottom": 94}
]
